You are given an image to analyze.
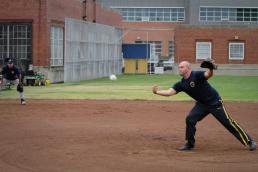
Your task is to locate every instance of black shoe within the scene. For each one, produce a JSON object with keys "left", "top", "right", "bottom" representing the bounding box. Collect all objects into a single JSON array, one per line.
[
  {"left": 179, "top": 143, "right": 194, "bottom": 151},
  {"left": 21, "top": 99, "right": 26, "bottom": 105},
  {"left": 249, "top": 140, "right": 256, "bottom": 151}
]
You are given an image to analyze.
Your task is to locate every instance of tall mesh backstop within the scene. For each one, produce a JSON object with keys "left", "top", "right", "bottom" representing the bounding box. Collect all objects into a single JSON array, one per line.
[{"left": 64, "top": 18, "right": 122, "bottom": 82}]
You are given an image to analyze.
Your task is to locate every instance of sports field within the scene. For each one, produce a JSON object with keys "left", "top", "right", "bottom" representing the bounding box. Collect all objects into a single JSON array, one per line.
[
  {"left": 0, "top": 74, "right": 258, "bottom": 172},
  {"left": 1, "top": 74, "right": 258, "bottom": 101}
]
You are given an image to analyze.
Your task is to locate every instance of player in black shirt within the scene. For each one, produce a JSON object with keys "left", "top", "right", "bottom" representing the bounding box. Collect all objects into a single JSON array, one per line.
[
  {"left": 152, "top": 61, "right": 256, "bottom": 151},
  {"left": 1, "top": 59, "right": 26, "bottom": 105}
]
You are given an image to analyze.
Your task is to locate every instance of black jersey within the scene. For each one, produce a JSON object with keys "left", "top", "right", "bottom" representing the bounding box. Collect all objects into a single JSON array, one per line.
[
  {"left": 1, "top": 65, "right": 20, "bottom": 80},
  {"left": 172, "top": 71, "right": 221, "bottom": 106}
]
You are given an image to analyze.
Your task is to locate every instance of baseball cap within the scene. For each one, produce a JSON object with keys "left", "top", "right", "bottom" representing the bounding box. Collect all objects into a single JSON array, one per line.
[{"left": 8, "top": 59, "right": 13, "bottom": 64}]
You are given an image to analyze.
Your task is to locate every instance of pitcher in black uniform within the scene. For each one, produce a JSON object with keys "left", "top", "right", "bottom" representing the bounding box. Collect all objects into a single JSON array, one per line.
[
  {"left": 1, "top": 59, "right": 26, "bottom": 105},
  {"left": 152, "top": 61, "right": 256, "bottom": 151}
]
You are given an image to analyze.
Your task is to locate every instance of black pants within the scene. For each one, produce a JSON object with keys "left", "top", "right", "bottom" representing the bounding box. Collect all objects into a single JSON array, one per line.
[{"left": 186, "top": 101, "right": 252, "bottom": 147}]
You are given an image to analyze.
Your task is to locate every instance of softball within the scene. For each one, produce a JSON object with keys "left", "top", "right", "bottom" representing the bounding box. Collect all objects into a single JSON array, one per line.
[{"left": 109, "top": 74, "right": 117, "bottom": 81}]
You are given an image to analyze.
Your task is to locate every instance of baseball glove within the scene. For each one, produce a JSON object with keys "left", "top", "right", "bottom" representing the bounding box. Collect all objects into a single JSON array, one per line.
[
  {"left": 200, "top": 60, "right": 217, "bottom": 70},
  {"left": 17, "top": 83, "right": 24, "bottom": 92}
]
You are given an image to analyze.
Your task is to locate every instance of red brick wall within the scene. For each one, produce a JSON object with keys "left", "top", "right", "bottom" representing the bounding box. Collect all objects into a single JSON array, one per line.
[
  {"left": 122, "top": 22, "right": 177, "bottom": 58},
  {"left": 84, "top": 0, "right": 95, "bottom": 22},
  {"left": 0, "top": 0, "right": 80, "bottom": 66},
  {"left": 79, "top": 0, "right": 122, "bottom": 27},
  {"left": 48, "top": 0, "right": 83, "bottom": 22},
  {"left": 95, "top": 3, "right": 122, "bottom": 27},
  {"left": 175, "top": 26, "right": 258, "bottom": 64},
  {"left": 0, "top": 0, "right": 39, "bottom": 19},
  {"left": 0, "top": 0, "right": 122, "bottom": 67},
  {"left": 0, "top": 0, "right": 46, "bottom": 66}
]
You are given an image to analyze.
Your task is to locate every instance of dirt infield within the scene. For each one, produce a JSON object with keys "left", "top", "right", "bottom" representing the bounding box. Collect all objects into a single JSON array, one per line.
[{"left": 0, "top": 99, "right": 257, "bottom": 172}]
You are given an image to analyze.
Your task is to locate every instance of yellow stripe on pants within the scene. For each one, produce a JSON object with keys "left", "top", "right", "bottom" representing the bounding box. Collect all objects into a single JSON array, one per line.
[
  {"left": 231, "top": 117, "right": 250, "bottom": 143},
  {"left": 222, "top": 105, "right": 248, "bottom": 146}
]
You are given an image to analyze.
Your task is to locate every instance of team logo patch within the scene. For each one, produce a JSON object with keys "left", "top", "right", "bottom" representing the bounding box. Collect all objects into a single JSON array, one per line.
[{"left": 190, "top": 81, "right": 195, "bottom": 88}]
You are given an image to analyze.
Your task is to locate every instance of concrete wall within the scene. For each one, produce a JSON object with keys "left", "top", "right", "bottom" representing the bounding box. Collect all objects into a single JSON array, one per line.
[
  {"left": 64, "top": 19, "right": 122, "bottom": 82},
  {"left": 34, "top": 66, "right": 64, "bottom": 83}
]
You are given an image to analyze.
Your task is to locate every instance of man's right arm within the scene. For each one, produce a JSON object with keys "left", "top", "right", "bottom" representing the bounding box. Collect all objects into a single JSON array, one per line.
[
  {"left": 204, "top": 68, "right": 213, "bottom": 80},
  {"left": 203, "top": 60, "right": 215, "bottom": 80}
]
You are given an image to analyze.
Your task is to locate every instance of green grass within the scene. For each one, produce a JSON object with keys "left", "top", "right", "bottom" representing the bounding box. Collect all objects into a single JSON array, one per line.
[{"left": 1, "top": 74, "right": 258, "bottom": 101}]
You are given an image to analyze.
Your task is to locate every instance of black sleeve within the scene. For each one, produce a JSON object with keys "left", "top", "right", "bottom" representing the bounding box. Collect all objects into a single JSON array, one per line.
[
  {"left": 14, "top": 67, "right": 20, "bottom": 77},
  {"left": 195, "top": 71, "right": 206, "bottom": 81},
  {"left": 172, "top": 81, "right": 183, "bottom": 93},
  {"left": 1, "top": 66, "right": 6, "bottom": 76}
]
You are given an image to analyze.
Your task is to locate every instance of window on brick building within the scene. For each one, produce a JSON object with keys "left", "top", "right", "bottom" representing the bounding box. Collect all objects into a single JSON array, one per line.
[
  {"left": 200, "top": 7, "right": 258, "bottom": 22},
  {"left": 0, "top": 23, "right": 32, "bottom": 69},
  {"left": 112, "top": 7, "right": 185, "bottom": 22},
  {"left": 141, "top": 41, "right": 162, "bottom": 61},
  {"left": 168, "top": 41, "right": 174, "bottom": 61},
  {"left": 229, "top": 42, "right": 244, "bottom": 60},
  {"left": 50, "top": 26, "right": 64, "bottom": 66},
  {"left": 196, "top": 42, "right": 211, "bottom": 60}
]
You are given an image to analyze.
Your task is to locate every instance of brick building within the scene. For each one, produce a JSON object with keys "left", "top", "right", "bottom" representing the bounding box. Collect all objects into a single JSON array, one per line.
[
  {"left": 175, "top": 25, "right": 258, "bottom": 64},
  {"left": 1, "top": 0, "right": 258, "bottom": 79},
  {"left": 0, "top": 0, "right": 122, "bottom": 82},
  {"left": 98, "top": 0, "right": 258, "bottom": 74}
]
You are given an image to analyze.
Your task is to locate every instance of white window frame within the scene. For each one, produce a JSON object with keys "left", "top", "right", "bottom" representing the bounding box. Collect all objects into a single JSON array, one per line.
[
  {"left": 111, "top": 7, "right": 185, "bottom": 22},
  {"left": 196, "top": 42, "right": 212, "bottom": 60},
  {"left": 199, "top": 6, "right": 258, "bottom": 22},
  {"left": 50, "top": 26, "right": 64, "bottom": 66},
  {"left": 229, "top": 42, "right": 244, "bottom": 60}
]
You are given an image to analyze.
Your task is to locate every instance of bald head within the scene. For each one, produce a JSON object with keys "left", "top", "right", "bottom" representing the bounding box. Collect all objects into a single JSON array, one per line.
[
  {"left": 179, "top": 61, "right": 191, "bottom": 69},
  {"left": 178, "top": 61, "right": 192, "bottom": 78}
]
